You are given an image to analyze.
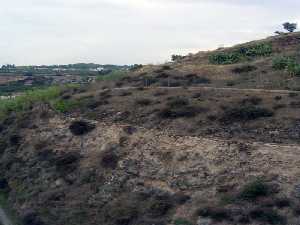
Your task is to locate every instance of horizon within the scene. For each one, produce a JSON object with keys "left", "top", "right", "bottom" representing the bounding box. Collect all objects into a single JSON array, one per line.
[{"left": 2, "top": 0, "right": 300, "bottom": 65}]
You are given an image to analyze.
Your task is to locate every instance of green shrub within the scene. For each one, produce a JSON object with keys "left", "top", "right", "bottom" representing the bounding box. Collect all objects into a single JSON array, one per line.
[
  {"left": 210, "top": 43, "right": 272, "bottom": 65},
  {"left": 0, "top": 86, "right": 61, "bottom": 120},
  {"left": 272, "top": 56, "right": 292, "bottom": 70},
  {"left": 209, "top": 52, "right": 241, "bottom": 65},
  {"left": 273, "top": 56, "right": 300, "bottom": 76},
  {"left": 52, "top": 99, "right": 81, "bottom": 113},
  {"left": 238, "top": 180, "right": 270, "bottom": 201}
]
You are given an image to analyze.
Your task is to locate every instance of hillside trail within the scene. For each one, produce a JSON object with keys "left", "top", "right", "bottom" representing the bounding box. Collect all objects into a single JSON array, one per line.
[
  {"left": 0, "top": 206, "right": 13, "bottom": 225},
  {"left": 114, "top": 86, "right": 300, "bottom": 94}
]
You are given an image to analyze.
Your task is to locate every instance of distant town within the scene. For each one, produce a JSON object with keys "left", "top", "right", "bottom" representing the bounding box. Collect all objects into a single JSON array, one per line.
[{"left": 0, "top": 63, "right": 140, "bottom": 95}]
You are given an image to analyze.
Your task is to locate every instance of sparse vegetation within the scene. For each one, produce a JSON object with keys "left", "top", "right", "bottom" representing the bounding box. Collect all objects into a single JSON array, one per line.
[
  {"left": 221, "top": 105, "right": 274, "bottom": 122},
  {"left": 232, "top": 65, "right": 257, "bottom": 73},
  {"left": 96, "top": 70, "right": 128, "bottom": 81},
  {"left": 272, "top": 56, "right": 300, "bottom": 76},
  {"left": 210, "top": 43, "right": 272, "bottom": 65}
]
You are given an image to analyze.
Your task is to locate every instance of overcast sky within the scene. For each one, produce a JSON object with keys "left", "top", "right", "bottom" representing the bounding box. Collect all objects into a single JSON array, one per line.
[{"left": 1, "top": 0, "right": 300, "bottom": 66}]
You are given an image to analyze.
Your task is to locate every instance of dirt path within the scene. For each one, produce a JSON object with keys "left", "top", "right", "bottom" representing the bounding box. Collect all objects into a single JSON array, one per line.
[
  {"left": 0, "top": 206, "right": 13, "bottom": 225},
  {"left": 115, "top": 86, "right": 300, "bottom": 94}
]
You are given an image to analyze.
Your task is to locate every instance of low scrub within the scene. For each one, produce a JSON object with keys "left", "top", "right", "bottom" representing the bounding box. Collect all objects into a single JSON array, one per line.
[
  {"left": 210, "top": 43, "right": 272, "bottom": 65},
  {"left": 232, "top": 65, "right": 257, "bottom": 73},
  {"left": 159, "top": 106, "right": 198, "bottom": 119},
  {"left": 197, "top": 206, "right": 231, "bottom": 222},
  {"left": 135, "top": 98, "right": 152, "bottom": 106},
  {"left": 69, "top": 120, "right": 96, "bottom": 136},
  {"left": 221, "top": 105, "right": 274, "bottom": 122},
  {"left": 249, "top": 207, "right": 286, "bottom": 225},
  {"left": 272, "top": 56, "right": 300, "bottom": 76},
  {"left": 238, "top": 179, "right": 271, "bottom": 201}
]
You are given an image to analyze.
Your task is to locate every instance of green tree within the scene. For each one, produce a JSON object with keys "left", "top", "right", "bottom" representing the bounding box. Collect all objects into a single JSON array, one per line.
[{"left": 283, "top": 22, "right": 297, "bottom": 33}]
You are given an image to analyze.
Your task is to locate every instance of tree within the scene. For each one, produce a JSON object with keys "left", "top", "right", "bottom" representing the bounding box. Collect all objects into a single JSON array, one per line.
[
  {"left": 171, "top": 55, "right": 184, "bottom": 62},
  {"left": 283, "top": 22, "right": 297, "bottom": 33}
]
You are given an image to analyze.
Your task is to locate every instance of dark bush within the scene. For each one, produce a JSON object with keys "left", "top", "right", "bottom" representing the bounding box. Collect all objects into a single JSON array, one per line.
[
  {"left": 119, "top": 91, "right": 132, "bottom": 96},
  {"left": 221, "top": 105, "right": 273, "bottom": 122},
  {"left": 158, "top": 106, "right": 198, "bottom": 119},
  {"left": 0, "top": 178, "right": 8, "bottom": 190},
  {"left": 288, "top": 92, "right": 298, "bottom": 98},
  {"left": 55, "top": 152, "right": 81, "bottom": 171},
  {"left": 135, "top": 98, "right": 152, "bottom": 106},
  {"left": 240, "top": 96, "right": 262, "bottom": 105},
  {"left": 162, "top": 65, "right": 171, "bottom": 70},
  {"left": 101, "top": 152, "right": 119, "bottom": 169},
  {"left": 9, "top": 134, "right": 21, "bottom": 146},
  {"left": 290, "top": 101, "right": 300, "bottom": 108},
  {"left": 153, "top": 90, "right": 168, "bottom": 96},
  {"left": 249, "top": 207, "right": 286, "bottom": 225},
  {"left": 238, "top": 180, "right": 270, "bottom": 201},
  {"left": 232, "top": 65, "right": 257, "bottom": 73},
  {"left": 226, "top": 81, "right": 236, "bottom": 86},
  {"left": 148, "top": 199, "right": 173, "bottom": 217},
  {"left": 173, "top": 192, "right": 191, "bottom": 205},
  {"left": 274, "top": 197, "right": 291, "bottom": 208},
  {"left": 104, "top": 198, "right": 138, "bottom": 225},
  {"left": 197, "top": 206, "right": 231, "bottom": 222},
  {"left": 167, "top": 97, "right": 189, "bottom": 108},
  {"left": 69, "top": 120, "right": 96, "bottom": 136},
  {"left": 22, "top": 210, "right": 45, "bottom": 225}
]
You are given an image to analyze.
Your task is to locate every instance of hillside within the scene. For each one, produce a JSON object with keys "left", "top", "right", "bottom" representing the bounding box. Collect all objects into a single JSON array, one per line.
[{"left": 1, "top": 33, "right": 300, "bottom": 225}]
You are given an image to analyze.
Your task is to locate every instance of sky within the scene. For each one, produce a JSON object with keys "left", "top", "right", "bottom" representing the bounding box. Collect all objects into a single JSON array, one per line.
[{"left": 1, "top": 0, "right": 300, "bottom": 66}]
